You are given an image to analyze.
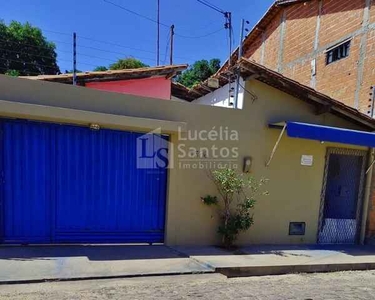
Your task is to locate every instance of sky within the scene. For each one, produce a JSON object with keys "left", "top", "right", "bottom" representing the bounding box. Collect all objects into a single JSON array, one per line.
[{"left": 2, "top": 0, "right": 274, "bottom": 73}]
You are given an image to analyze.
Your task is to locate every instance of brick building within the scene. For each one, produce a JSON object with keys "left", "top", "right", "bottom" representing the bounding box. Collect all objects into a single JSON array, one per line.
[
  {"left": 234, "top": 0, "right": 375, "bottom": 242},
  {"left": 239, "top": 0, "right": 375, "bottom": 116}
]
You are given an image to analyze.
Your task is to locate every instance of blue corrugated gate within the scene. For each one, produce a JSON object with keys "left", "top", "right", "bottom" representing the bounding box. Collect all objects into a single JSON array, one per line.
[{"left": 0, "top": 120, "right": 168, "bottom": 244}]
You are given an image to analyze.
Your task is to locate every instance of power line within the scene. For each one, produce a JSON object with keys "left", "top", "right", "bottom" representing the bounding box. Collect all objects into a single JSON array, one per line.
[
  {"left": 0, "top": 37, "right": 71, "bottom": 52},
  {"left": 103, "top": 0, "right": 225, "bottom": 39},
  {"left": 196, "top": 0, "right": 232, "bottom": 67},
  {"left": 0, "top": 54, "right": 102, "bottom": 70},
  {"left": 0, "top": 57, "right": 60, "bottom": 70},
  {"left": 79, "top": 36, "right": 155, "bottom": 54},
  {"left": 3, "top": 22, "right": 198, "bottom": 60},
  {"left": 76, "top": 44, "right": 157, "bottom": 62},
  {"left": 197, "top": 0, "right": 226, "bottom": 14},
  {"left": 77, "top": 52, "right": 118, "bottom": 63},
  {"left": 0, "top": 39, "right": 160, "bottom": 61},
  {"left": 175, "top": 27, "right": 224, "bottom": 39},
  {"left": 162, "top": 31, "right": 171, "bottom": 65},
  {"left": 0, "top": 47, "right": 74, "bottom": 66},
  {"left": 0, "top": 47, "right": 70, "bottom": 62},
  {"left": 0, "top": 44, "right": 95, "bottom": 71},
  {"left": 43, "top": 29, "right": 72, "bottom": 36},
  {"left": 103, "top": 0, "right": 170, "bottom": 27},
  {"left": 78, "top": 35, "right": 195, "bottom": 60},
  {"left": 0, "top": 40, "right": 185, "bottom": 70}
]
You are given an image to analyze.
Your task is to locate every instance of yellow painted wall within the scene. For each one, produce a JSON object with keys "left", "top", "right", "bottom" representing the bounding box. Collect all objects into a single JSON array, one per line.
[{"left": 0, "top": 75, "right": 369, "bottom": 245}]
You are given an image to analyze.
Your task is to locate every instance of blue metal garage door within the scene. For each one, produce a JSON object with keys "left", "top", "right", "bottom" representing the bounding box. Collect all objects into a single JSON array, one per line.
[{"left": 0, "top": 120, "right": 168, "bottom": 244}]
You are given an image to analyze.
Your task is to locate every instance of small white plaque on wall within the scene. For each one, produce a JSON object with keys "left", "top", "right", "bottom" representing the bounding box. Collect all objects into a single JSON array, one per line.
[{"left": 301, "top": 155, "right": 313, "bottom": 166}]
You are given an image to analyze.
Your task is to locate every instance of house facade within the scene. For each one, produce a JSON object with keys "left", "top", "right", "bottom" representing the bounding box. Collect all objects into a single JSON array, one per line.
[
  {"left": 1, "top": 59, "right": 375, "bottom": 245},
  {"left": 21, "top": 65, "right": 187, "bottom": 101}
]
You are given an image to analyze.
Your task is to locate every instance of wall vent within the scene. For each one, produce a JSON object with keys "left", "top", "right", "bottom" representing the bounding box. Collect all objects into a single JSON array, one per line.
[{"left": 289, "top": 222, "right": 306, "bottom": 235}]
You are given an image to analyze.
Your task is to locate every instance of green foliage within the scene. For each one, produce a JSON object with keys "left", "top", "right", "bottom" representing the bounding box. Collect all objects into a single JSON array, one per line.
[
  {"left": 203, "top": 169, "right": 268, "bottom": 248},
  {"left": 93, "top": 66, "right": 108, "bottom": 71},
  {"left": 0, "top": 21, "right": 60, "bottom": 76},
  {"left": 5, "top": 69, "right": 20, "bottom": 76},
  {"left": 176, "top": 58, "right": 221, "bottom": 88},
  {"left": 201, "top": 195, "right": 218, "bottom": 206},
  {"left": 109, "top": 58, "right": 149, "bottom": 70}
]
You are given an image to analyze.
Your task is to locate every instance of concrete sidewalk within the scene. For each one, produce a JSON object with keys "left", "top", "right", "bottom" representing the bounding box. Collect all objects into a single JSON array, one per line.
[
  {"left": 173, "top": 245, "right": 375, "bottom": 277},
  {"left": 0, "top": 245, "right": 214, "bottom": 284},
  {"left": 2, "top": 244, "right": 375, "bottom": 283}
]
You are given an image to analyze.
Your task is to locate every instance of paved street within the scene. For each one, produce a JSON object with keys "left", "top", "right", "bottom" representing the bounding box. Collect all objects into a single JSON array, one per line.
[{"left": 1, "top": 271, "right": 375, "bottom": 299}]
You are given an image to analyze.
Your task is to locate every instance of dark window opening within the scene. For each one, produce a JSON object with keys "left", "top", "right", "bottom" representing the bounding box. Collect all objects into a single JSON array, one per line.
[{"left": 326, "top": 41, "right": 350, "bottom": 65}]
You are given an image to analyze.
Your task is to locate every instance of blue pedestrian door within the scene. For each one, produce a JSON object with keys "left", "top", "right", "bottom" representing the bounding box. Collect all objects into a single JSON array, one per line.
[{"left": 0, "top": 120, "right": 168, "bottom": 244}]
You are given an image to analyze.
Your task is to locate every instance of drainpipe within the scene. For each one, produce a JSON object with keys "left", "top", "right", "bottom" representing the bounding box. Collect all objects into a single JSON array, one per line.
[{"left": 360, "top": 148, "right": 375, "bottom": 244}]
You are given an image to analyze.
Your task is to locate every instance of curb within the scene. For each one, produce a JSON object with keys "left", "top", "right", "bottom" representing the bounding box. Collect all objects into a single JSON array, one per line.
[
  {"left": 0, "top": 269, "right": 215, "bottom": 285},
  {"left": 216, "top": 262, "right": 375, "bottom": 278},
  {"left": 166, "top": 246, "right": 217, "bottom": 272}
]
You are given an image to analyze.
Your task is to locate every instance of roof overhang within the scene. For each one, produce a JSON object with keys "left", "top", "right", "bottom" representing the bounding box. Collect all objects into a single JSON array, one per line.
[
  {"left": 175, "top": 57, "right": 375, "bottom": 131},
  {"left": 237, "top": 58, "right": 375, "bottom": 130},
  {"left": 20, "top": 65, "right": 188, "bottom": 84}
]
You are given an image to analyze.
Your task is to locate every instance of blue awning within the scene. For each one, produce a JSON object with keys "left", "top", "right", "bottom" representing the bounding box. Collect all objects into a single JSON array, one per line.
[{"left": 286, "top": 122, "right": 375, "bottom": 147}]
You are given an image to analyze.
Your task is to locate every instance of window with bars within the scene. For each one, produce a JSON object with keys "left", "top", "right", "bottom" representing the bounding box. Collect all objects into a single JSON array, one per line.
[{"left": 326, "top": 40, "right": 351, "bottom": 65}]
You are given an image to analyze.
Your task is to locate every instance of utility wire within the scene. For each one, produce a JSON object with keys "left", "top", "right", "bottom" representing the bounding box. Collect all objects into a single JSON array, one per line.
[
  {"left": 76, "top": 44, "right": 157, "bottom": 62},
  {"left": 103, "top": 0, "right": 224, "bottom": 39},
  {"left": 0, "top": 44, "right": 119, "bottom": 71},
  {"left": 0, "top": 57, "right": 61, "bottom": 70},
  {"left": 43, "top": 29, "right": 72, "bottom": 36},
  {"left": 79, "top": 36, "right": 157, "bottom": 55},
  {"left": 78, "top": 35, "right": 195, "bottom": 60},
  {"left": 0, "top": 47, "right": 71, "bottom": 62},
  {"left": 0, "top": 37, "right": 170, "bottom": 63},
  {"left": 2, "top": 24, "right": 196, "bottom": 60},
  {"left": 103, "top": 0, "right": 170, "bottom": 27},
  {"left": 77, "top": 52, "right": 118, "bottom": 63},
  {"left": 0, "top": 56, "right": 102, "bottom": 69},
  {"left": 175, "top": 27, "right": 224, "bottom": 39},
  {"left": 162, "top": 32, "right": 171, "bottom": 65},
  {"left": 0, "top": 40, "right": 164, "bottom": 68},
  {"left": 0, "top": 37, "right": 70, "bottom": 51},
  {"left": 197, "top": 0, "right": 226, "bottom": 14}
]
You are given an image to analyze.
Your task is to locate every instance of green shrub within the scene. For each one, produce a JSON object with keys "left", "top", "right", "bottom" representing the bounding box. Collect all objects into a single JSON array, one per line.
[{"left": 203, "top": 169, "right": 268, "bottom": 248}]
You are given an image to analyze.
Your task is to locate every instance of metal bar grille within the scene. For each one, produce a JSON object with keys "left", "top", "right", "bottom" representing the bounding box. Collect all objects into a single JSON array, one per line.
[{"left": 318, "top": 147, "right": 367, "bottom": 244}]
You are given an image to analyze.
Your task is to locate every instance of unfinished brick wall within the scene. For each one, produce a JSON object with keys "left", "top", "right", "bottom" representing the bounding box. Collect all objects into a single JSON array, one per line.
[
  {"left": 315, "top": 34, "right": 361, "bottom": 105},
  {"left": 359, "top": 29, "right": 375, "bottom": 114},
  {"left": 242, "top": 0, "right": 375, "bottom": 242},
  {"left": 262, "top": 11, "right": 283, "bottom": 70},
  {"left": 244, "top": 0, "right": 375, "bottom": 115},
  {"left": 283, "top": 1, "right": 319, "bottom": 65}
]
